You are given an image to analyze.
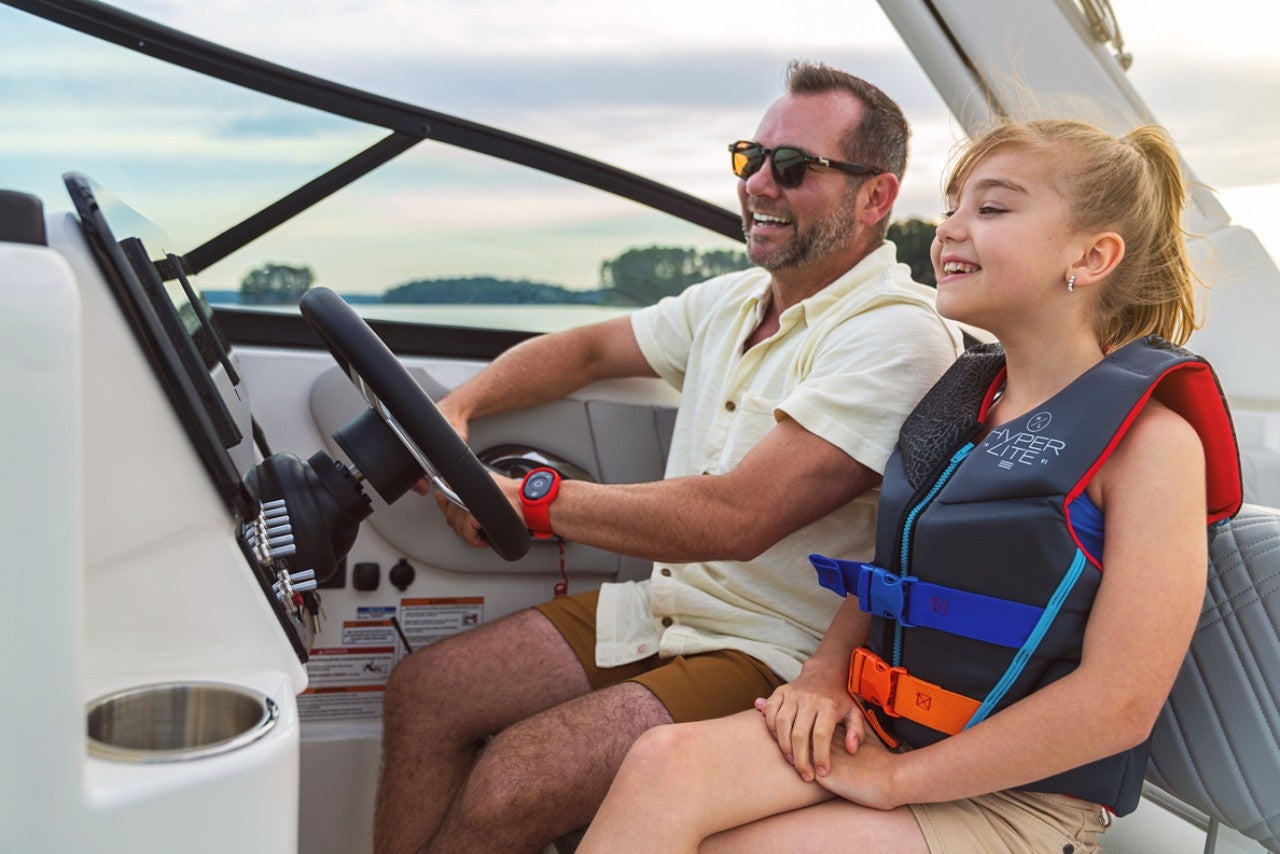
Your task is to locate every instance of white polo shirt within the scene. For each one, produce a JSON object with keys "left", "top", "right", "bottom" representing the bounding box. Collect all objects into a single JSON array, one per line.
[{"left": 595, "top": 242, "right": 963, "bottom": 681}]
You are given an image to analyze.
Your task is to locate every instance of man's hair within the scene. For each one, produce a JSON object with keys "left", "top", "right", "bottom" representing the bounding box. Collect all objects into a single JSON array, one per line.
[{"left": 785, "top": 60, "right": 910, "bottom": 180}]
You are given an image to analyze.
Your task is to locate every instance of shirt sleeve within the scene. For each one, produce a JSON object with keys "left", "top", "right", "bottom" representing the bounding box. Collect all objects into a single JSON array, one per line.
[
  {"left": 777, "top": 302, "right": 961, "bottom": 475},
  {"left": 629, "top": 286, "right": 701, "bottom": 392}
]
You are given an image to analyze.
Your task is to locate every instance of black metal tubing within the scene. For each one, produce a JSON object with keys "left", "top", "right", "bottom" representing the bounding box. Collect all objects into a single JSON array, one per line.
[
  {"left": 4, "top": 0, "right": 743, "bottom": 243},
  {"left": 183, "top": 131, "right": 422, "bottom": 274}
]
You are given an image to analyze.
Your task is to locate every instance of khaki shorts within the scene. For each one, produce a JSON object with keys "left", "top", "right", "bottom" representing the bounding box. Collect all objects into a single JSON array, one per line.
[
  {"left": 909, "top": 788, "right": 1110, "bottom": 853},
  {"left": 535, "top": 589, "right": 784, "bottom": 723}
]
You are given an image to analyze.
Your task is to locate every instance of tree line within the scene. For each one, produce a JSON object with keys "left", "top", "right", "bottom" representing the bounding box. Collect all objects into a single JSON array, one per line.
[{"left": 238, "top": 218, "right": 937, "bottom": 305}]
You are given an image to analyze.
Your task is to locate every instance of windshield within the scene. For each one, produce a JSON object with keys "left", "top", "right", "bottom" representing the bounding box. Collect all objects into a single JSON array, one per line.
[{"left": 3, "top": 0, "right": 1276, "bottom": 332}]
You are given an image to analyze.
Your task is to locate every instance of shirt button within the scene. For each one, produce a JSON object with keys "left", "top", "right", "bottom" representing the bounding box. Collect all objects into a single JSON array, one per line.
[
  {"left": 724, "top": 400, "right": 736, "bottom": 412},
  {"left": 660, "top": 567, "right": 672, "bottom": 577},
  {"left": 661, "top": 617, "right": 673, "bottom": 627}
]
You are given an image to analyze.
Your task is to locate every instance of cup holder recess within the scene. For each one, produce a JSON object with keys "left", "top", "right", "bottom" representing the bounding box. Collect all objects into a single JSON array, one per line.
[{"left": 86, "top": 681, "right": 279, "bottom": 763}]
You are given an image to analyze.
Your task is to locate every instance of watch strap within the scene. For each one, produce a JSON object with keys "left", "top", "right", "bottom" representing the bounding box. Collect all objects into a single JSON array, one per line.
[{"left": 520, "top": 467, "right": 560, "bottom": 539}]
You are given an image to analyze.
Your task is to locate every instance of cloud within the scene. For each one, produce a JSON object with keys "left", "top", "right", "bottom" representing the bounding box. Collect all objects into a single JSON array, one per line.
[
  {"left": 1128, "top": 57, "right": 1280, "bottom": 187},
  {"left": 5, "top": 0, "right": 1276, "bottom": 274}
]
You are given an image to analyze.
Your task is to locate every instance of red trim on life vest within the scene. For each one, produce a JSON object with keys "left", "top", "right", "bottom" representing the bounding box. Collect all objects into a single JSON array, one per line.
[
  {"left": 1063, "top": 498, "right": 1104, "bottom": 571},
  {"left": 1152, "top": 364, "right": 1242, "bottom": 523},
  {"left": 978, "top": 366, "right": 1008, "bottom": 423},
  {"left": 1062, "top": 361, "right": 1244, "bottom": 569}
]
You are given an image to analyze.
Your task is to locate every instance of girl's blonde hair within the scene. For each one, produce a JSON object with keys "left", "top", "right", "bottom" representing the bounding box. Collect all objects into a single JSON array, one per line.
[{"left": 945, "top": 119, "right": 1199, "bottom": 348}]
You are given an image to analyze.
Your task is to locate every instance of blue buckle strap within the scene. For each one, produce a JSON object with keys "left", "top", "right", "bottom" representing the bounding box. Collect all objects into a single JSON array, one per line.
[
  {"left": 857, "top": 565, "right": 914, "bottom": 627},
  {"left": 810, "top": 554, "right": 1044, "bottom": 649}
]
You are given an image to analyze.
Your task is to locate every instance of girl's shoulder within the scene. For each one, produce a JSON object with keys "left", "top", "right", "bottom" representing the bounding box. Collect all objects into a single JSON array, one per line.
[{"left": 1089, "top": 398, "right": 1205, "bottom": 509}]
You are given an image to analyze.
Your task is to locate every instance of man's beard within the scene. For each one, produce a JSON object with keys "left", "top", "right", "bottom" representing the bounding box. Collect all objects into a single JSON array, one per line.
[{"left": 745, "top": 186, "right": 860, "bottom": 272}]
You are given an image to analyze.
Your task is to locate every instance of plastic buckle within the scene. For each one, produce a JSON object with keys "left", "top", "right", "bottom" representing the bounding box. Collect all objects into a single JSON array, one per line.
[
  {"left": 851, "top": 648, "right": 905, "bottom": 718},
  {"left": 857, "top": 565, "right": 916, "bottom": 627}
]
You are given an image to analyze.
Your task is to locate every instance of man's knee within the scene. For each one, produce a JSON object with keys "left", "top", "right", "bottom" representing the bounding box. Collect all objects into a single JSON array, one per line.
[
  {"left": 383, "top": 632, "right": 456, "bottom": 713},
  {"left": 382, "top": 605, "right": 588, "bottom": 736},
  {"left": 381, "top": 619, "right": 502, "bottom": 732}
]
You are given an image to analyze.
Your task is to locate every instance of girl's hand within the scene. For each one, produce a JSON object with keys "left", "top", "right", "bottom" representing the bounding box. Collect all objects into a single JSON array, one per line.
[
  {"left": 754, "top": 666, "right": 865, "bottom": 783},
  {"left": 813, "top": 727, "right": 900, "bottom": 810}
]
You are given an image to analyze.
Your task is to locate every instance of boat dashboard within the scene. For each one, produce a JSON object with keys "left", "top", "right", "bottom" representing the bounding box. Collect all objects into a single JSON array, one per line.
[{"left": 60, "top": 172, "right": 534, "bottom": 663}]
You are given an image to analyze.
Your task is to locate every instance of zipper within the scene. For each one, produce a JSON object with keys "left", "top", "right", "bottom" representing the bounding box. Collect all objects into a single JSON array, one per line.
[{"left": 892, "top": 442, "right": 975, "bottom": 665}]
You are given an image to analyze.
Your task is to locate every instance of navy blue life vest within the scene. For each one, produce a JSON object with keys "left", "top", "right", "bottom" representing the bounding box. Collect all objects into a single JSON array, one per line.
[{"left": 819, "top": 336, "right": 1242, "bottom": 815}]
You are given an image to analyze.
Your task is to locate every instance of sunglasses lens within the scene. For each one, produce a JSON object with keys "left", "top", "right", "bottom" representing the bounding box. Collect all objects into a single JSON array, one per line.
[
  {"left": 771, "top": 147, "right": 809, "bottom": 187},
  {"left": 731, "top": 142, "right": 764, "bottom": 179}
]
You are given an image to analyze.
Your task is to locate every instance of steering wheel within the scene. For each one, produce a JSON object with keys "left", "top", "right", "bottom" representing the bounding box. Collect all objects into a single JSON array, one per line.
[{"left": 299, "top": 287, "right": 531, "bottom": 561}]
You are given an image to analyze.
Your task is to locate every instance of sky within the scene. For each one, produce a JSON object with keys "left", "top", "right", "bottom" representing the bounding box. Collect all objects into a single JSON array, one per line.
[{"left": 1, "top": 0, "right": 1277, "bottom": 292}]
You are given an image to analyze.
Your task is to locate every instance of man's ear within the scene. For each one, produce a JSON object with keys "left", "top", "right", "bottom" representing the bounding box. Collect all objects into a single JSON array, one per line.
[
  {"left": 1071, "top": 232, "right": 1125, "bottom": 288},
  {"left": 860, "top": 173, "right": 900, "bottom": 227}
]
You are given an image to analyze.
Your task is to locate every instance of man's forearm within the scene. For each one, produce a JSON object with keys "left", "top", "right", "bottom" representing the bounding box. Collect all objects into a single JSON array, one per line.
[
  {"left": 441, "top": 316, "right": 652, "bottom": 424},
  {"left": 530, "top": 419, "right": 880, "bottom": 564},
  {"left": 545, "top": 476, "right": 770, "bottom": 563}
]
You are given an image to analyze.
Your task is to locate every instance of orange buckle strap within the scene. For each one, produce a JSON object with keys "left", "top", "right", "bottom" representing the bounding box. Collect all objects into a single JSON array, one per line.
[{"left": 848, "top": 647, "right": 981, "bottom": 737}]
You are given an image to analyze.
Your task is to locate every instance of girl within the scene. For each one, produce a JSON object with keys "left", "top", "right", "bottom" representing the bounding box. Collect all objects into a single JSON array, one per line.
[{"left": 578, "top": 119, "right": 1242, "bottom": 853}]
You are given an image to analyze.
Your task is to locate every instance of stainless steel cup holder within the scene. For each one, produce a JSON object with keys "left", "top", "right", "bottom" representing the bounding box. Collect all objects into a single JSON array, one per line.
[{"left": 86, "top": 681, "right": 279, "bottom": 763}]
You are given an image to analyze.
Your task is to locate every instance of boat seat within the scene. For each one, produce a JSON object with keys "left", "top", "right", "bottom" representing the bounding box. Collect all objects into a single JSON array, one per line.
[{"left": 1146, "top": 503, "right": 1280, "bottom": 852}]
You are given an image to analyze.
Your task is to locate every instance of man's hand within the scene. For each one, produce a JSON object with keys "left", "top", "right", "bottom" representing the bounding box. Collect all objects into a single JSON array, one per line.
[
  {"left": 410, "top": 396, "right": 472, "bottom": 497},
  {"left": 755, "top": 658, "right": 865, "bottom": 783},
  {"left": 432, "top": 471, "right": 523, "bottom": 547}
]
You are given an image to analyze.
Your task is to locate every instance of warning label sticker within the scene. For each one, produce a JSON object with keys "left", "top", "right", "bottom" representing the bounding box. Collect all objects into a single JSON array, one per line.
[
  {"left": 399, "top": 597, "right": 484, "bottom": 650},
  {"left": 299, "top": 598, "right": 485, "bottom": 722},
  {"left": 306, "top": 644, "right": 396, "bottom": 685},
  {"left": 301, "top": 616, "right": 399, "bottom": 722},
  {"left": 297, "top": 685, "right": 384, "bottom": 721}
]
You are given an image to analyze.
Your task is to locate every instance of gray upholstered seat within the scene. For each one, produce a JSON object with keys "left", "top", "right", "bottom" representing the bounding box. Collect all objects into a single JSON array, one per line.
[{"left": 1147, "top": 504, "right": 1280, "bottom": 852}]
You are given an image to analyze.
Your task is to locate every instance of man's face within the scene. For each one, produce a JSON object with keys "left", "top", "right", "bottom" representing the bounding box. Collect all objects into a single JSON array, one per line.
[{"left": 737, "top": 91, "right": 870, "bottom": 273}]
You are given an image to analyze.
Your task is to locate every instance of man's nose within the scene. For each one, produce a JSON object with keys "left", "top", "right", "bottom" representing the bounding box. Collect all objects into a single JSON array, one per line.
[{"left": 743, "top": 155, "right": 781, "bottom": 196}]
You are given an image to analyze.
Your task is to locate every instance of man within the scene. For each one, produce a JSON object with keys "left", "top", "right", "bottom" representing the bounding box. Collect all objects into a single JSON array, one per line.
[{"left": 374, "top": 60, "right": 962, "bottom": 854}]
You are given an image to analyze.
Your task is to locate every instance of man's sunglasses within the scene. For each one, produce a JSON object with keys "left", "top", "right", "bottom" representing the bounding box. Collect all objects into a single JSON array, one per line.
[{"left": 729, "top": 140, "right": 883, "bottom": 189}]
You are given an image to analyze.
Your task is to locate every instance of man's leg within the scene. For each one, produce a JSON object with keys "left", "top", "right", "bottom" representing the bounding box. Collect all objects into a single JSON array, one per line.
[
  {"left": 431, "top": 680, "right": 673, "bottom": 854},
  {"left": 430, "top": 647, "right": 784, "bottom": 853},
  {"left": 374, "top": 605, "right": 595, "bottom": 854}
]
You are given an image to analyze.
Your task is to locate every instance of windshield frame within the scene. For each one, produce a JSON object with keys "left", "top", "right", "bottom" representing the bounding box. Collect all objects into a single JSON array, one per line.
[{"left": 4, "top": 0, "right": 743, "bottom": 275}]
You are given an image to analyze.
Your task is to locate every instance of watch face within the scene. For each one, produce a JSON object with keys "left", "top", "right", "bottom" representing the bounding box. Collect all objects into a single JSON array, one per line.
[{"left": 523, "top": 470, "right": 556, "bottom": 501}]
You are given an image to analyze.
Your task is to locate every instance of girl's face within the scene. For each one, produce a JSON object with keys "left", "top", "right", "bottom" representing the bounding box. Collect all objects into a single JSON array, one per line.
[{"left": 930, "top": 145, "right": 1086, "bottom": 333}]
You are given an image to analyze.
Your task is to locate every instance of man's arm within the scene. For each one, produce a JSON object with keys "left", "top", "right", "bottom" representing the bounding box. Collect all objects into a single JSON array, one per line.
[
  {"left": 436, "top": 314, "right": 657, "bottom": 441},
  {"left": 443, "top": 414, "right": 880, "bottom": 562}
]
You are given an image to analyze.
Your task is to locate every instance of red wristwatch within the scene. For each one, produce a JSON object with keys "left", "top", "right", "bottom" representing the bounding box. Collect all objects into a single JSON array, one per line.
[{"left": 519, "top": 467, "right": 561, "bottom": 540}]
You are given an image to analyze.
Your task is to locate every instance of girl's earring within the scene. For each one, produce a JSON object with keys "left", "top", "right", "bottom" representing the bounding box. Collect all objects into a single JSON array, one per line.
[{"left": 1067, "top": 274, "right": 1076, "bottom": 293}]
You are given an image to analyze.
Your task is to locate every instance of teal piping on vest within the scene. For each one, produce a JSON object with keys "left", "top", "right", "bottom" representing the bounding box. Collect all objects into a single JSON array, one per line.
[
  {"left": 963, "top": 548, "right": 1089, "bottom": 730},
  {"left": 894, "top": 442, "right": 975, "bottom": 665}
]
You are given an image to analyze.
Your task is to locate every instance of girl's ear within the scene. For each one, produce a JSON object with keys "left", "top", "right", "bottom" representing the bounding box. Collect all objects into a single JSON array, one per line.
[{"left": 1070, "top": 232, "right": 1125, "bottom": 288}]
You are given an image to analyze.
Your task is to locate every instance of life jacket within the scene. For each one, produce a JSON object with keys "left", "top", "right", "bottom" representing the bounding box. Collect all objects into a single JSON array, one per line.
[{"left": 812, "top": 336, "right": 1242, "bottom": 815}]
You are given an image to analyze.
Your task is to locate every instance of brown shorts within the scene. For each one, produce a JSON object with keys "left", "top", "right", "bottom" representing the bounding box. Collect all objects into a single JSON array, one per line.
[
  {"left": 909, "top": 788, "right": 1110, "bottom": 853},
  {"left": 535, "top": 589, "right": 784, "bottom": 723}
]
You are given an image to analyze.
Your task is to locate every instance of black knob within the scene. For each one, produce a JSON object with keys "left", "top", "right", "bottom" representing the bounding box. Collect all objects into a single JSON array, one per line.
[
  {"left": 389, "top": 558, "right": 416, "bottom": 592},
  {"left": 352, "top": 561, "right": 380, "bottom": 591}
]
